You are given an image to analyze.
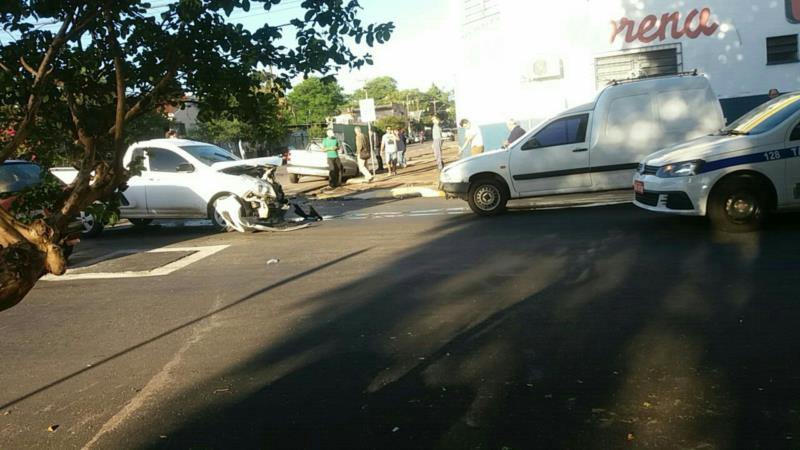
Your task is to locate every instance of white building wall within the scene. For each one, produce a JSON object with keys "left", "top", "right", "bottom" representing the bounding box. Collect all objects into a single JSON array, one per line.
[{"left": 455, "top": 0, "right": 800, "bottom": 148}]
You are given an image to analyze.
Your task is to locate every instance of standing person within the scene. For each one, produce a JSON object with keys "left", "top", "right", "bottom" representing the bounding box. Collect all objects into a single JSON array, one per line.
[
  {"left": 370, "top": 128, "right": 384, "bottom": 172},
  {"left": 323, "top": 129, "right": 342, "bottom": 188},
  {"left": 354, "top": 126, "right": 373, "bottom": 182},
  {"left": 381, "top": 127, "right": 399, "bottom": 175},
  {"left": 431, "top": 115, "right": 444, "bottom": 170},
  {"left": 502, "top": 119, "right": 526, "bottom": 148},
  {"left": 459, "top": 118, "right": 484, "bottom": 157},
  {"left": 396, "top": 128, "right": 407, "bottom": 168}
]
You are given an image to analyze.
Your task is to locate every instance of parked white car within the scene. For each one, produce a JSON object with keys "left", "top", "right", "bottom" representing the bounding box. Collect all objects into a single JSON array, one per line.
[
  {"left": 633, "top": 92, "right": 800, "bottom": 232},
  {"left": 52, "top": 139, "right": 285, "bottom": 233},
  {"left": 286, "top": 140, "right": 359, "bottom": 183},
  {"left": 440, "top": 73, "right": 724, "bottom": 215}
]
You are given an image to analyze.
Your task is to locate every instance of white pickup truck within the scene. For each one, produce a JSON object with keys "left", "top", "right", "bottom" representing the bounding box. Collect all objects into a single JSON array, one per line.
[
  {"left": 286, "top": 140, "right": 359, "bottom": 183},
  {"left": 440, "top": 74, "right": 723, "bottom": 215},
  {"left": 51, "top": 138, "right": 286, "bottom": 235}
]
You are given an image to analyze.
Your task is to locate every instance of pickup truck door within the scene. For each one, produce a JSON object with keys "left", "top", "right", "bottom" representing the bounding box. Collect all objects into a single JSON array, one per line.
[
  {"left": 120, "top": 147, "right": 148, "bottom": 216},
  {"left": 144, "top": 148, "right": 207, "bottom": 216},
  {"left": 509, "top": 114, "right": 591, "bottom": 195}
]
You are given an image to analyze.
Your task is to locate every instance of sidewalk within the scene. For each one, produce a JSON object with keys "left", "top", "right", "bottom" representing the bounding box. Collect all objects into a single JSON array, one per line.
[{"left": 299, "top": 140, "right": 461, "bottom": 200}]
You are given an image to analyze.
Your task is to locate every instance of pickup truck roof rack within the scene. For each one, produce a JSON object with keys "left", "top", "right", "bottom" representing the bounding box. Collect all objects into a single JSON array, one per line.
[{"left": 608, "top": 69, "right": 698, "bottom": 86}]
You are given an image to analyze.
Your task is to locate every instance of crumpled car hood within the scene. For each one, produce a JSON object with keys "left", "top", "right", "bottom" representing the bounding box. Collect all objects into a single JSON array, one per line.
[{"left": 211, "top": 156, "right": 283, "bottom": 171}]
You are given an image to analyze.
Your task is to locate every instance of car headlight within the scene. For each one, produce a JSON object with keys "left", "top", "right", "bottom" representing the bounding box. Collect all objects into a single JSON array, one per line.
[{"left": 656, "top": 160, "right": 704, "bottom": 178}]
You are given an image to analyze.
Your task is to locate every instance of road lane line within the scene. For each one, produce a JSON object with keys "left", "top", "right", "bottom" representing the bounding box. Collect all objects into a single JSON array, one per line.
[{"left": 42, "top": 245, "right": 230, "bottom": 281}]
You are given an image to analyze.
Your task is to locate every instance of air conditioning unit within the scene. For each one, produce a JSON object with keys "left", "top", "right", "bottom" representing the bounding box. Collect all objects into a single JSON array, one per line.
[{"left": 528, "top": 56, "right": 563, "bottom": 80}]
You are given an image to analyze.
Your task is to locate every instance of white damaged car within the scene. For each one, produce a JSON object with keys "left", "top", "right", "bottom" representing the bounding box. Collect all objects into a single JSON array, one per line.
[{"left": 633, "top": 93, "right": 800, "bottom": 232}]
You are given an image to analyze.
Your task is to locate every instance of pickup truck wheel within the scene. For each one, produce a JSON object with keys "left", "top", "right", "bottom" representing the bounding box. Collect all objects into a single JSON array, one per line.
[
  {"left": 289, "top": 173, "right": 300, "bottom": 183},
  {"left": 79, "top": 211, "right": 104, "bottom": 238},
  {"left": 467, "top": 179, "right": 508, "bottom": 216},
  {"left": 129, "top": 218, "right": 153, "bottom": 227},
  {"left": 708, "top": 175, "right": 767, "bottom": 233}
]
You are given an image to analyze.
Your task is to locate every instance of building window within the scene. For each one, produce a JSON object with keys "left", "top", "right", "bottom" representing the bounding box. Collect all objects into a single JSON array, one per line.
[
  {"left": 767, "top": 34, "right": 799, "bottom": 65},
  {"left": 595, "top": 44, "right": 682, "bottom": 88}
]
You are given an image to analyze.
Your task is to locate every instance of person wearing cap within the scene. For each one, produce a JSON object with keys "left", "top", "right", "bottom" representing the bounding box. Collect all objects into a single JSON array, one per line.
[
  {"left": 503, "top": 119, "right": 526, "bottom": 148},
  {"left": 322, "top": 129, "right": 342, "bottom": 188}
]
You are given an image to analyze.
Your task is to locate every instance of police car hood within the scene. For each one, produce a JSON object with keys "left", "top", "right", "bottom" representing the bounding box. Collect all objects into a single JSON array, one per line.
[{"left": 644, "top": 134, "right": 751, "bottom": 166}]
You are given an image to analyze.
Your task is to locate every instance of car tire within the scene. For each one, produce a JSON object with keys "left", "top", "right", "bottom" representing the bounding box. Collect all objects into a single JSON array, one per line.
[
  {"left": 78, "top": 211, "right": 104, "bottom": 238},
  {"left": 289, "top": 173, "right": 300, "bottom": 183},
  {"left": 129, "top": 218, "right": 153, "bottom": 228},
  {"left": 707, "top": 175, "right": 768, "bottom": 233},
  {"left": 208, "top": 193, "right": 239, "bottom": 231},
  {"left": 467, "top": 178, "right": 508, "bottom": 216}
]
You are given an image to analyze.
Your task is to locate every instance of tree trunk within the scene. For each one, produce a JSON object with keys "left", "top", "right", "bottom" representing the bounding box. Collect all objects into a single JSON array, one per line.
[{"left": 0, "top": 212, "right": 67, "bottom": 311}]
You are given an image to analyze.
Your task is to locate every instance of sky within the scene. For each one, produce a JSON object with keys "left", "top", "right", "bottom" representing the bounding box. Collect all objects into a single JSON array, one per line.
[
  {"left": 233, "top": 0, "right": 459, "bottom": 94},
  {"left": 8, "top": 1, "right": 459, "bottom": 95}
]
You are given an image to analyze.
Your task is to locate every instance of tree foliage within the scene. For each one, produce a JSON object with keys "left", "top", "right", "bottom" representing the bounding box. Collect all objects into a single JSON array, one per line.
[
  {"left": 0, "top": 0, "right": 394, "bottom": 310},
  {"left": 286, "top": 76, "right": 345, "bottom": 124}
]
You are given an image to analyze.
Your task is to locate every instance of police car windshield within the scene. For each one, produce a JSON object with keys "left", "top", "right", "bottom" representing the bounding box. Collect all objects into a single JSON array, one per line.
[{"left": 723, "top": 94, "right": 800, "bottom": 136}]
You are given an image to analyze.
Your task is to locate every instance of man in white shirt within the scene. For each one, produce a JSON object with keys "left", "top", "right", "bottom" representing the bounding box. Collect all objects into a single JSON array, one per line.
[
  {"left": 380, "top": 127, "right": 399, "bottom": 175},
  {"left": 459, "top": 118, "right": 484, "bottom": 156}
]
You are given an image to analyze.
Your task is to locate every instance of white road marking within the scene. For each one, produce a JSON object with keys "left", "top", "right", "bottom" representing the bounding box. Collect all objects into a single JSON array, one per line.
[
  {"left": 82, "top": 294, "right": 224, "bottom": 449},
  {"left": 410, "top": 209, "right": 443, "bottom": 213},
  {"left": 447, "top": 207, "right": 466, "bottom": 211},
  {"left": 42, "top": 245, "right": 229, "bottom": 281}
]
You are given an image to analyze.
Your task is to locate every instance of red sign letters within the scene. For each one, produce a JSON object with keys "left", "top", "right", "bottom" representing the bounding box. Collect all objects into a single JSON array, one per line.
[{"left": 611, "top": 8, "right": 720, "bottom": 44}]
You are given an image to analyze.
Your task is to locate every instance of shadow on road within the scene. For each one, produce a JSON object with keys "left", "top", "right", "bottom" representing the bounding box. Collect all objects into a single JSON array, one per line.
[
  {"left": 120, "top": 204, "right": 800, "bottom": 449},
  {"left": 53, "top": 205, "right": 800, "bottom": 448}
]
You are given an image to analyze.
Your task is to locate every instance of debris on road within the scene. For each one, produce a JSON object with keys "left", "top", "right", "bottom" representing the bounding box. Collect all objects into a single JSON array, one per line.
[
  {"left": 267, "top": 258, "right": 280, "bottom": 265},
  {"left": 47, "top": 424, "right": 59, "bottom": 432}
]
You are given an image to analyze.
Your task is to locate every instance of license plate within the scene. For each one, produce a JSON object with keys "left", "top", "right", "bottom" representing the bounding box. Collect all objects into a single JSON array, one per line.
[{"left": 634, "top": 180, "right": 644, "bottom": 195}]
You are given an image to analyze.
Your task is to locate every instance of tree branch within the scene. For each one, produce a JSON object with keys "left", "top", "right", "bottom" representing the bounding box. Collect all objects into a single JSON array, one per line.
[
  {"left": 18, "top": 57, "right": 36, "bottom": 76},
  {"left": 104, "top": 8, "right": 127, "bottom": 167}
]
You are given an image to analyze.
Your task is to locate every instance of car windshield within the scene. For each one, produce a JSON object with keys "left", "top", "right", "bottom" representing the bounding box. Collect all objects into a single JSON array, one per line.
[
  {"left": 722, "top": 94, "right": 800, "bottom": 136},
  {"left": 0, "top": 163, "right": 41, "bottom": 194},
  {"left": 179, "top": 144, "right": 240, "bottom": 165}
]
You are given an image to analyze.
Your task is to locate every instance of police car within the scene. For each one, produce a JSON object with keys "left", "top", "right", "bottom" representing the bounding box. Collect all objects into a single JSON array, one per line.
[{"left": 633, "top": 93, "right": 800, "bottom": 232}]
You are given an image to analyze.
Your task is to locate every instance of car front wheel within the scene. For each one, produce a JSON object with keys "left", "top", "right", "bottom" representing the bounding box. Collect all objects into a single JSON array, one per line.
[
  {"left": 467, "top": 178, "right": 508, "bottom": 216},
  {"left": 78, "top": 211, "right": 104, "bottom": 238},
  {"left": 708, "top": 175, "right": 768, "bottom": 233}
]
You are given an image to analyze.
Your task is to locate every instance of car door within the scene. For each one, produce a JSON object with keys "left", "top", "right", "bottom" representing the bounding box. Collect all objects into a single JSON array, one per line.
[
  {"left": 144, "top": 147, "right": 207, "bottom": 216},
  {"left": 340, "top": 143, "right": 359, "bottom": 176},
  {"left": 783, "top": 118, "right": 800, "bottom": 205},
  {"left": 120, "top": 147, "right": 148, "bottom": 216},
  {"left": 509, "top": 113, "right": 591, "bottom": 195}
]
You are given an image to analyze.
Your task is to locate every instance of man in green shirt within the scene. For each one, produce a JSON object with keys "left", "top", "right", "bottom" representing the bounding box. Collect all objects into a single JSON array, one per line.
[{"left": 323, "top": 129, "right": 342, "bottom": 188}]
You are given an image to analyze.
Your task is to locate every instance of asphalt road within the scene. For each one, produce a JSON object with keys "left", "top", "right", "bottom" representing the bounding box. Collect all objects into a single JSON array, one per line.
[{"left": 2, "top": 197, "right": 800, "bottom": 449}]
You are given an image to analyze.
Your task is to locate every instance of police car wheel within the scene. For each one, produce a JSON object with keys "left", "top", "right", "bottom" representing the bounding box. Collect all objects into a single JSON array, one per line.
[
  {"left": 467, "top": 179, "right": 508, "bottom": 216},
  {"left": 708, "top": 176, "right": 766, "bottom": 233}
]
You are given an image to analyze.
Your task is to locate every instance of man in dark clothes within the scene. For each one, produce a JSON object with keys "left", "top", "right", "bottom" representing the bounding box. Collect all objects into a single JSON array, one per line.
[{"left": 503, "top": 119, "right": 526, "bottom": 148}]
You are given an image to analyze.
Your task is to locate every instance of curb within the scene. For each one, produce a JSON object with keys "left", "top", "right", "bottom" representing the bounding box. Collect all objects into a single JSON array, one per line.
[
  {"left": 349, "top": 186, "right": 445, "bottom": 200},
  {"left": 312, "top": 185, "right": 445, "bottom": 201}
]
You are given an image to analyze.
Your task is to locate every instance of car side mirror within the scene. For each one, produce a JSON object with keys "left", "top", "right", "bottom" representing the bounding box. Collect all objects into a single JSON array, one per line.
[
  {"left": 176, "top": 163, "right": 195, "bottom": 173},
  {"left": 521, "top": 138, "right": 540, "bottom": 150}
]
